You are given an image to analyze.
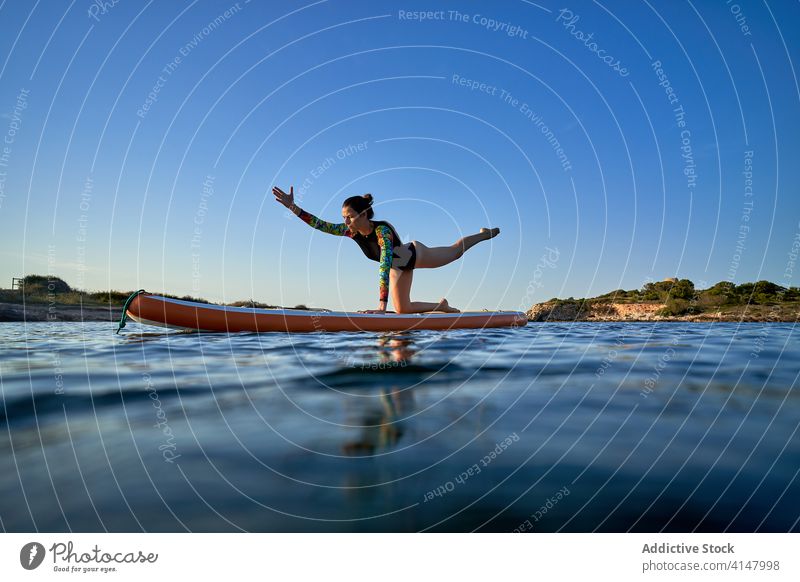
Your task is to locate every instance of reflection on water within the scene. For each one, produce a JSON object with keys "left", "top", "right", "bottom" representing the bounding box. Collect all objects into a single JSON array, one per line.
[
  {"left": 341, "top": 336, "right": 417, "bottom": 456},
  {"left": 0, "top": 322, "right": 799, "bottom": 532},
  {"left": 341, "top": 386, "right": 415, "bottom": 457}
]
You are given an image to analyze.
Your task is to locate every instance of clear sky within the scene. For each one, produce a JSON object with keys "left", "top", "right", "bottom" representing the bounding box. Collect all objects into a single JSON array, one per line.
[{"left": 1, "top": 0, "right": 798, "bottom": 311}]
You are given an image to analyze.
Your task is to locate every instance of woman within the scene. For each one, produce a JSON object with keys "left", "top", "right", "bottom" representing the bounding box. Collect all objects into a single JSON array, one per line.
[{"left": 272, "top": 186, "right": 499, "bottom": 314}]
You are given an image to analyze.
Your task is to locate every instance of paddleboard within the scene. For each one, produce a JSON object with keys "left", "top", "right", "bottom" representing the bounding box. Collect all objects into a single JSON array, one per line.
[{"left": 122, "top": 292, "right": 528, "bottom": 333}]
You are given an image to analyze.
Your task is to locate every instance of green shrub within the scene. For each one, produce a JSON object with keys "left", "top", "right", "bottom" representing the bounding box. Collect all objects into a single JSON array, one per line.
[
  {"left": 22, "top": 274, "right": 72, "bottom": 294},
  {"left": 671, "top": 279, "right": 696, "bottom": 300},
  {"left": 642, "top": 279, "right": 695, "bottom": 301},
  {"left": 659, "top": 298, "right": 693, "bottom": 316}
]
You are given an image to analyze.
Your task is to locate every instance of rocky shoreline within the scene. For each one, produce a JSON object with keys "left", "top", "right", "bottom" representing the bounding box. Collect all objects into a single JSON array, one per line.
[
  {"left": 0, "top": 302, "right": 122, "bottom": 323},
  {"left": 526, "top": 301, "right": 798, "bottom": 322}
]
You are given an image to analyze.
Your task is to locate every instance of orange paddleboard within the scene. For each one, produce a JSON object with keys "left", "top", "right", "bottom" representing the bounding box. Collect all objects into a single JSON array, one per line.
[{"left": 124, "top": 293, "right": 528, "bottom": 333}]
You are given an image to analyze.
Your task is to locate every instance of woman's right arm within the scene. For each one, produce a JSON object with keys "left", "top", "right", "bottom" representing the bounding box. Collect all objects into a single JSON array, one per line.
[{"left": 273, "top": 185, "right": 348, "bottom": 236}]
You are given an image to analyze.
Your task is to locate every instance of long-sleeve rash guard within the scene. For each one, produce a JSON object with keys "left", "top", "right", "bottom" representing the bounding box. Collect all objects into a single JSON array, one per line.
[{"left": 296, "top": 208, "right": 400, "bottom": 303}]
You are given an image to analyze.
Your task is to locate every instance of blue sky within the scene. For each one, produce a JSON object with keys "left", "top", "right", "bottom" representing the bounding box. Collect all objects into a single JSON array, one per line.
[{"left": 1, "top": 0, "right": 798, "bottom": 311}]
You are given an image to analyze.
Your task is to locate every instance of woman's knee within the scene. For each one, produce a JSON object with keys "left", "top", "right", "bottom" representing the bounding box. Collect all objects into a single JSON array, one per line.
[{"left": 392, "top": 293, "right": 412, "bottom": 313}]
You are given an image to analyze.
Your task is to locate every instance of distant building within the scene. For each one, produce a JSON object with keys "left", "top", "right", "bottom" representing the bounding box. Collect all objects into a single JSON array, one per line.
[{"left": 663, "top": 277, "right": 678, "bottom": 283}]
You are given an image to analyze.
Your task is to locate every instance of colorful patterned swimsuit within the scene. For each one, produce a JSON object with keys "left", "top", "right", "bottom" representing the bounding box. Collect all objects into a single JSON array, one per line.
[{"left": 296, "top": 208, "right": 416, "bottom": 303}]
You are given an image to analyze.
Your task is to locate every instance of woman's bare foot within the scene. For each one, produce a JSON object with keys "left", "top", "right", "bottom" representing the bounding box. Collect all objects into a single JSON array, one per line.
[
  {"left": 480, "top": 227, "right": 500, "bottom": 240},
  {"left": 436, "top": 298, "right": 460, "bottom": 313}
]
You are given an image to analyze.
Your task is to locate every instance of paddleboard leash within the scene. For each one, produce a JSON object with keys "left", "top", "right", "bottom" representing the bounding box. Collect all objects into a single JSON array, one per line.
[{"left": 116, "top": 289, "right": 146, "bottom": 334}]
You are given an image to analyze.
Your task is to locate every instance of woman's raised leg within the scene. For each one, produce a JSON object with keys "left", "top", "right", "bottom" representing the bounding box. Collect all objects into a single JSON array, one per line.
[{"left": 413, "top": 228, "right": 500, "bottom": 269}]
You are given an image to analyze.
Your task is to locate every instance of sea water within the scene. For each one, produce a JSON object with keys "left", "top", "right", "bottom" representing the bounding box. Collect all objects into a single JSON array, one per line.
[{"left": 0, "top": 321, "right": 798, "bottom": 532}]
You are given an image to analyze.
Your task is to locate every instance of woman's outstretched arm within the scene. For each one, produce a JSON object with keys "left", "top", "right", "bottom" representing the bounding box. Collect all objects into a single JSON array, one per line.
[
  {"left": 273, "top": 185, "right": 349, "bottom": 236},
  {"left": 375, "top": 225, "right": 393, "bottom": 311}
]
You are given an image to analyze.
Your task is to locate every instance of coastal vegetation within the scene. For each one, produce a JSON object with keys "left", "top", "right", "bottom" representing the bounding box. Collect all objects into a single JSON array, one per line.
[
  {"left": 0, "top": 274, "right": 309, "bottom": 310},
  {"left": 0, "top": 275, "right": 208, "bottom": 306},
  {"left": 538, "top": 278, "right": 799, "bottom": 321}
]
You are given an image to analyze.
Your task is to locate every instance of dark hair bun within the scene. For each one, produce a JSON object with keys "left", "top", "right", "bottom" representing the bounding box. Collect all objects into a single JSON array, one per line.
[{"left": 342, "top": 193, "right": 375, "bottom": 219}]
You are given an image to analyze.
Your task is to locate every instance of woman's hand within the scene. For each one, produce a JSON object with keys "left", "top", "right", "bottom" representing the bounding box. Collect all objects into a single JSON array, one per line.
[
  {"left": 273, "top": 185, "right": 295, "bottom": 209},
  {"left": 359, "top": 301, "right": 388, "bottom": 314}
]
